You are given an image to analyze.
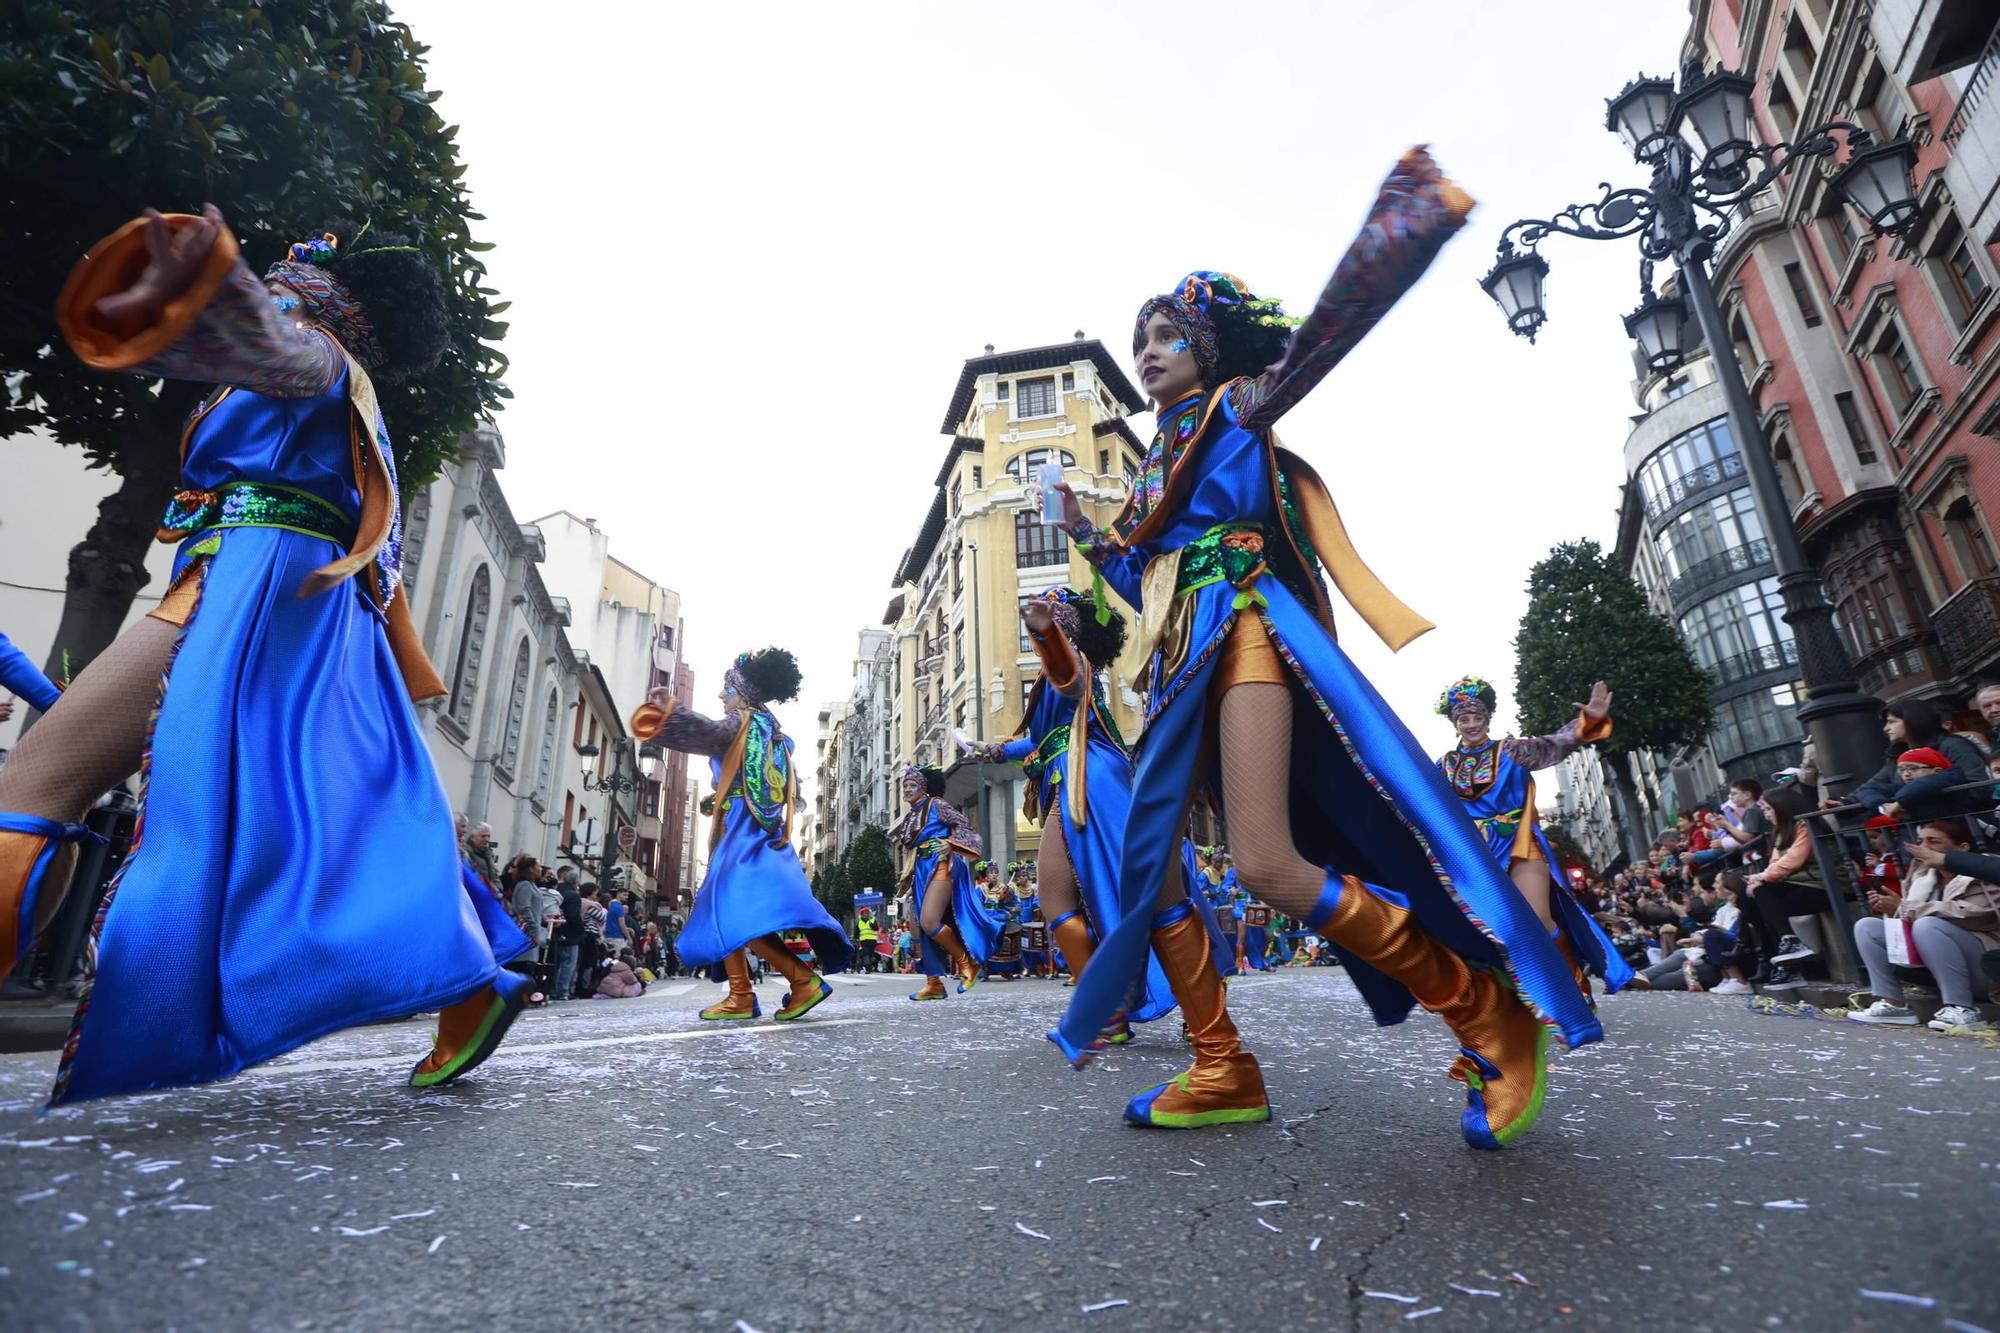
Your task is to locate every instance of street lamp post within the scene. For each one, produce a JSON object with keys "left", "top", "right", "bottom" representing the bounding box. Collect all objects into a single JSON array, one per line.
[
  {"left": 577, "top": 738, "right": 640, "bottom": 887},
  {"left": 1479, "top": 61, "right": 1921, "bottom": 797}
]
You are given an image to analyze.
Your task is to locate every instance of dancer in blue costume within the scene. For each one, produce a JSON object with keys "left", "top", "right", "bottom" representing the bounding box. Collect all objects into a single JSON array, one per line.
[
  {"left": 1050, "top": 149, "right": 1600, "bottom": 1147},
  {"left": 3, "top": 206, "right": 530, "bottom": 1105},
  {"left": 631, "top": 649, "right": 849, "bottom": 1022},
  {"left": 0, "top": 632, "right": 61, "bottom": 719},
  {"left": 1436, "top": 676, "right": 1634, "bottom": 998},
  {"left": 892, "top": 766, "right": 998, "bottom": 1001},
  {"left": 961, "top": 588, "right": 1174, "bottom": 1046}
]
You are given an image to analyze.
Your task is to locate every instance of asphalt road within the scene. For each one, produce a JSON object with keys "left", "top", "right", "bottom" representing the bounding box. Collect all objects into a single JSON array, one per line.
[{"left": 0, "top": 968, "right": 1995, "bottom": 1332}]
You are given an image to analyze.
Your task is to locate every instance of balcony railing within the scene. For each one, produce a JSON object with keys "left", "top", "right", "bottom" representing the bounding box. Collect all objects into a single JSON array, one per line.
[
  {"left": 1944, "top": 21, "right": 2000, "bottom": 145},
  {"left": 1666, "top": 538, "right": 1773, "bottom": 606},
  {"left": 1708, "top": 638, "right": 1800, "bottom": 685},
  {"left": 1931, "top": 576, "right": 2000, "bottom": 673},
  {"left": 1642, "top": 452, "right": 1747, "bottom": 519}
]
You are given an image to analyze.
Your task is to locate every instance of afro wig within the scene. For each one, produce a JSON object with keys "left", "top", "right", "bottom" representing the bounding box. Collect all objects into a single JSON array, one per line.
[
  {"left": 737, "top": 647, "right": 803, "bottom": 706},
  {"left": 1070, "top": 591, "right": 1128, "bottom": 668},
  {"left": 321, "top": 227, "right": 450, "bottom": 384},
  {"left": 1208, "top": 295, "right": 1299, "bottom": 387}
]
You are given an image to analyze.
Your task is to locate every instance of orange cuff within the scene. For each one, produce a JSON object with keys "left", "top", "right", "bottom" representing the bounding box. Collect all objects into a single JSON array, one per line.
[
  {"left": 56, "top": 214, "right": 242, "bottom": 370},
  {"left": 1576, "top": 712, "right": 1612, "bottom": 744},
  {"left": 631, "top": 698, "right": 676, "bottom": 741},
  {"left": 1031, "top": 627, "right": 1082, "bottom": 694}
]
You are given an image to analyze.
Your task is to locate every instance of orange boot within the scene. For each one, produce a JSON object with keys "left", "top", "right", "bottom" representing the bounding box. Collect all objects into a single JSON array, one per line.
[
  {"left": 409, "top": 970, "right": 531, "bottom": 1087},
  {"left": 1308, "top": 874, "right": 1547, "bottom": 1149},
  {"left": 908, "top": 973, "right": 948, "bottom": 1002},
  {"left": 1123, "top": 901, "right": 1269, "bottom": 1128},
  {"left": 699, "top": 949, "right": 761, "bottom": 1021},
  {"left": 749, "top": 937, "right": 832, "bottom": 1021},
  {"left": 1051, "top": 910, "right": 1128, "bottom": 1044},
  {"left": 931, "top": 923, "right": 981, "bottom": 993}
]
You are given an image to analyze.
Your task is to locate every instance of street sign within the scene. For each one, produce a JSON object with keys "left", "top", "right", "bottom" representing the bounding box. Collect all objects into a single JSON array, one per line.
[{"left": 617, "top": 825, "right": 638, "bottom": 852}]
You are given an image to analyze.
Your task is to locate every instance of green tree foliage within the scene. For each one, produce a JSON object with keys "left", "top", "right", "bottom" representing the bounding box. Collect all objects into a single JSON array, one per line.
[
  {"left": 1542, "top": 822, "right": 1597, "bottom": 883},
  {"left": 841, "top": 825, "right": 896, "bottom": 900},
  {"left": 0, "top": 1, "right": 508, "bottom": 675},
  {"left": 811, "top": 859, "right": 853, "bottom": 925},
  {"left": 1514, "top": 539, "right": 1713, "bottom": 759}
]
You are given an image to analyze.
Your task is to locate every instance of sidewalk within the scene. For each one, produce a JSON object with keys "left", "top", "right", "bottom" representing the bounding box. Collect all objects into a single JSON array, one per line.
[{"left": 0, "top": 988, "right": 77, "bottom": 1054}]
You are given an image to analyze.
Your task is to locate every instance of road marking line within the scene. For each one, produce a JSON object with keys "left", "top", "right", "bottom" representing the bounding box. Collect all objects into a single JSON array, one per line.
[{"left": 249, "top": 1018, "right": 872, "bottom": 1078}]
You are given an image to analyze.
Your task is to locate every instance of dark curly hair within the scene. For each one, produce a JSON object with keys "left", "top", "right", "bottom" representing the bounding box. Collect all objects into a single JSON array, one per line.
[
  {"left": 738, "top": 647, "right": 803, "bottom": 705},
  {"left": 1070, "top": 592, "right": 1128, "bottom": 668},
  {"left": 1209, "top": 296, "right": 1297, "bottom": 387},
  {"left": 917, "top": 765, "right": 946, "bottom": 797},
  {"left": 322, "top": 227, "right": 450, "bottom": 385}
]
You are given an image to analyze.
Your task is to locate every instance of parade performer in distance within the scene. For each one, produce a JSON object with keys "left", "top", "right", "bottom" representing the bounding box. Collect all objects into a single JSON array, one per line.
[
  {"left": 1435, "top": 675, "right": 1633, "bottom": 997},
  {"left": 9, "top": 205, "right": 530, "bottom": 1105},
  {"left": 961, "top": 588, "right": 1173, "bottom": 1043},
  {"left": 891, "top": 765, "right": 998, "bottom": 1000},
  {"left": 0, "top": 630, "right": 62, "bottom": 721},
  {"left": 987, "top": 865, "right": 1026, "bottom": 980},
  {"left": 632, "top": 649, "right": 850, "bottom": 1022},
  {"left": 1051, "top": 148, "right": 1602, "bottom": 1146}
]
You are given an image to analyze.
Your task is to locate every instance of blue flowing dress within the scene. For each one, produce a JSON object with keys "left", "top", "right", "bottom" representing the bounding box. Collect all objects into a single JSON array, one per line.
[
  {"left": 51, "top": 320, "right": 524, "bottom": 1106},
  {"left": 894, "top": 797, "right": 1003, "bottom": 974},
  {"left": 1440, "top": 733, "right": 1632, "bottom": 991},
  {"left": 1055, "top": 157, "right": 1600, "bottom": 1059},
  {"left": 637, "top": 703, "right": 851, "bottom": 980},
  {"left": 989, "top": 673, "right": 1176, "bottom": 1047}
]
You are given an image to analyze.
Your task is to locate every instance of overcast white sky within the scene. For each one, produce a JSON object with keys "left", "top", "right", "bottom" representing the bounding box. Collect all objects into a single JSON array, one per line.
[{"left": 394, "top": 0, "right": 1693, "bottom": 774}]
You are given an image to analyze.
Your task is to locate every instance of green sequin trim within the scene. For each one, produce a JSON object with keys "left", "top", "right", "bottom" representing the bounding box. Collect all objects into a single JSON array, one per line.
[
  {"left": 1024, "top": 724, "right": 1071, "bottom": 781},
  {"left": 166, "top": 481, "right": 357, "bottom": 549},
  {"left": 1175, "top": 523, "right": 1268, "bottom": 597},
  {"left": 1277, "top": 469, "right": 1323, "bottom": 577}
]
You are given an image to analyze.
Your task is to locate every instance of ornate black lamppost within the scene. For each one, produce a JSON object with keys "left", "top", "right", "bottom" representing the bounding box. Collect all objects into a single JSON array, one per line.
[{"left": 1481, "top": 62, "right": 1922, "bottom": 797}]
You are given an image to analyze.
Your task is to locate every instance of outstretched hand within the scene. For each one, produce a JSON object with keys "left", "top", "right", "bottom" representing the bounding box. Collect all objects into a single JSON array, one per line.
[
  {"left": 94, "top": 203, "right": 227, "bottom": 322},
  {"left": 1043, "top": 480, "right": 1085, "bottom": 530},
  {"left": 1574, "top": 680, "right": 1613, "bottom": 722},
  {"left": 1020, "top": 599, "right": 1054, "bottom": 634}
]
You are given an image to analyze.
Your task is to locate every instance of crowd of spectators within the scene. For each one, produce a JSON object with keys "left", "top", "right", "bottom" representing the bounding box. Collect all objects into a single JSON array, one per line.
[{"left": 1579, "top": 687, "right": 2000, "bottom": 1037}]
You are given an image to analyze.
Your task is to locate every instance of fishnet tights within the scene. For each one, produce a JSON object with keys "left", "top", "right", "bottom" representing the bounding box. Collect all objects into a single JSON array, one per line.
[
  {"left": 1036, "top": 818, "right": 1080, "bottom": 923},
  {"left": 919, "top": 865, "right": 953, "bottom": 937},
  {"left": 1217, "top": 682, "right": 1327, "bottom": 919},
  {"left": 0, "top": 618, "right": 178, "bottom": 927}
]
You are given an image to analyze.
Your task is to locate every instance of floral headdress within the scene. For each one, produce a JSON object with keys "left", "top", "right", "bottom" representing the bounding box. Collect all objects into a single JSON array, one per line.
[
  {"left": 262, "top": 226, "right": 417, "bottom": 369},
  {"left": 1436, "top": 675, "right": 1498, "bottom": 719},
  {"left": 1134, "top": 270, "right": 1252, "bottom": 384}
]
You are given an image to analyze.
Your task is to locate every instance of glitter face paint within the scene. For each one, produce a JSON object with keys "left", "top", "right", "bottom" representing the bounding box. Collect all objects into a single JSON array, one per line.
[
  {"left": 272, "top": 295, "right": 300, "bottom": 313},
  {"left": 1170, "top": 338, "right": 1189, "bottom": 355}
]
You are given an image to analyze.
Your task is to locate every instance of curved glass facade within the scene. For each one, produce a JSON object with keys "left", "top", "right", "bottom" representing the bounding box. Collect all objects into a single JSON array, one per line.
[{"left": 1636, "top": 418, "right": 1739, "bottom": 518}]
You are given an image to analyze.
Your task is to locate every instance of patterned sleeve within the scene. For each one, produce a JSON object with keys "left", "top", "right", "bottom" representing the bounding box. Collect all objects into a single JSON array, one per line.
[
  {"left": 1501, "top": 710, "right": 1611, "bottom": 773},
  {"left": 629, "top": 698, "right": 739, "bottom": 757},
  {"left": 1229, "top": 148, "right": 1474, "bottom": 432},
  {"left": 938, "top": 801, "right": 984, "bottom": 857},
  {"left": 125, "top": 259, "right": 341, "bottom": 398},
  {"left": 1064, "top": 516, "right": 1148, "bottom": 611}
]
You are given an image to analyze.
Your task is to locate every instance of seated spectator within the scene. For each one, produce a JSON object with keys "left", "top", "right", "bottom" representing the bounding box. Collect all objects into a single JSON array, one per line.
[
  {"left": 594, "top": 950, "right": 647, "bottom": 999},
  {"left": 1848, "top": 820, "right": 1999, "bottom": 1034},
  {"left": 1742, "top": 784, "right": 1829, "bottom": 990},
  {"left": 1849, "top": 699, "right": 1990, "bottom": 824}
]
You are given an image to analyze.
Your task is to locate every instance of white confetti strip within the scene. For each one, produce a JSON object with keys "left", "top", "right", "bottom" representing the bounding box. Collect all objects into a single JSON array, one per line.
[
  {"left": 336, "top": 1226, "right": 389, "bottom": 1237},
  {"left": 1364, "top": 1291, "right": 1420, "bottom": 1304},
  {"left": 1014, "top": 1223, "right": 1051, "bottom": 1241},
  {"left": 1763, "top": 1199, "right": 1809, "bottom": 1210},
  {"left": 1309, "top": 1237, "right": 1322, "bottom": 1252},
  {"left": 1448, "top": 1283, "right": 1502, "bottom": 1297},
  {"left": 427, "top": 1235, "right": 447, "bottom": 1254},
  {"left": 1081, "top": 1300, "right": 1129, "bottom": 1314},
  {"left": 1941, "top": 1320, "right": 1993, "bottom": 1333},
  {"left": 1087, "top": 1176, "right": 1119, "bottom": 1184},
  {"left": 1250, "top": 1200, "right": 1286, "bottom": 1207},
  {"left": 1857, "top": 1289, "right": 1935, "bottom": 1308},
  {"left": 1257, "top": 1218, "right": 1282, "bottom": 1233},
  {"left": 391, "top": 1210, "right": 436, "bottom": 1220},
  {"left": 1405, "top": 1308, "right": 1444, "bottom": 1321}
]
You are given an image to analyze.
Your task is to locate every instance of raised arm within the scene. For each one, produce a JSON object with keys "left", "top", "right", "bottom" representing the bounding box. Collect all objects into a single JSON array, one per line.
[
  {"left": 1229, "top": 148, "right": 1474, "bottom": 432},
  {"left": 935, "top": 800, "right": 983, "bottom": 858},
  {"left": 1502, "top": 682, "right": 1613, "bottom": 772},
  {"left": 630, "top": 692, "right": 740, "bottom": 757},
  {"left": 57, "top": 207, "right": 339, "bottom": 398}
]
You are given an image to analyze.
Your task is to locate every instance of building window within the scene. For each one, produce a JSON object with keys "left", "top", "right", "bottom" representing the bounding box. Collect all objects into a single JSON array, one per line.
[
  {"left": 1834, "top": 391, "right": 1876, "bottom": 463},
  {"left": 1022, "top": 677, "right": 1037, "bottom": 711},
  {"left": 1656, "top": 486, "right": 1764, "bottom": 582},
  {"left": 1782, "top": 263, "right": 1822, "bottom": 327},
  {"left": 1016, "top": 375, "right": 1057, "bottom": 419},
  {"left": 1678, "top": 576, "right": 1795, "bottom": 678},
  {"left": 1662, "top": 375, "right": 1692, "bottom": 400},
  {"left": 1062, "top": 370, "right": 1076, "bottom": 392},
  {"left": 1942, "top": 496, "right": 2000, "bottom": 581},
  {"left": 972, "top": 465, "right": 982, "bottom": 489},
  {"left": 1727, "top": 308, "right": 1763, "bottom": 377},
  {"left": 1814, "top": 192, "right": 1859, "bottom": 270},
  {"left": 1924, "top": 212, "right": 1990, "bottom": 331},
  {"left": 1635, "top": 417, "right": 1738, "bottom": 516},
  {"left": 499, "top": 638, "right": 532, "bottom": 776},
  {"left": 1098, "top": 448, "right": 1110, "bottom": 475},
  {"left": 1766, "top": 68, "right": 1800, "bottom": 142},
  {"left": 1772, "top": 435, "right": 1808, "bottom": 510},
  {"left": 448, "top": 564, "right": 492, "bottom": 731},
  {"left": 659, "top": 624, "right": 674, "bottom": 651},
  {"left": 402, "top": 489, "right": 432, "bottom": 591},
  {"left": 996, "top": 380, "right": 1010, "bottom": 402},
  {"left": 1019, "top": 593, "right": 1037, "bottom": 651},
  {"left": 1868, "top": 319, "right": 1924, "bottom": 417},
  {"left": 951, "top": 479, "right": 961, "bottom": 516},
  {"left": 953, "top": 627, "right": 964, "bottom": 676},
  {"left": 952, "top": 542, "right": 963, "bottom": 598},
  {"left": 1837, "top": 552, "right": 1913, "bottom": 659},
  {"left": 1015, "top": 511, "right": 1069, "bottom": 568},
  {"left": 535, "top": 687, "right": 560, "bottom": 799},
  {"left": 1004, "top": 447, "right": 1076, "bottom": 482}
]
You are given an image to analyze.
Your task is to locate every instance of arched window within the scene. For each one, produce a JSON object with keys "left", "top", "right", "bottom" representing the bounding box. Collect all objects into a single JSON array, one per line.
[
  {"left": 498, "top": 638, "right": 532, "bottom": 775},
  {"left": 1771, "top": 434, "right": 1807, "bottom": 511},
  {"left": 448, "top": 565, "right": 492, "bottom": 731},
  {"left": 534, "top": 686, "right": 561, "bottom": 800},
  {"left": 1005, "top": 447, "right": 1077, "bottom": 482}
]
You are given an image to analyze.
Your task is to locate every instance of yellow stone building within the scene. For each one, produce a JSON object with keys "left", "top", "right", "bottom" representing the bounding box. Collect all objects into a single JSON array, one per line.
[{"left": 883, "top": 336, "right": 1151, "bottom": 871}]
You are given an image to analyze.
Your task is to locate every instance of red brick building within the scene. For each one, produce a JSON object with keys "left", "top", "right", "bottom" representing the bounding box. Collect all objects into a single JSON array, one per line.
[{"left": 1688, "top": 0, "right": 2000, "bottom": 712}]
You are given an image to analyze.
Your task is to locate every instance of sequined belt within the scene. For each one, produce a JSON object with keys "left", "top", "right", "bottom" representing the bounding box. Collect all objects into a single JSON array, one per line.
[
  {"left": 161, "top": 482, "right": 358, "bottom": 549},
  {"left": 914, "top": 837, "right": 949, "bottom": 858},
  {"left": 1023, "top": 725, "right": 1071, "bottom": 781},
  {"left": 1473, "top": 807, "right": 1526, "bottom": 838},
  {"left": 1176, "top": 523, "right": 1268, "bottom": 596}
]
